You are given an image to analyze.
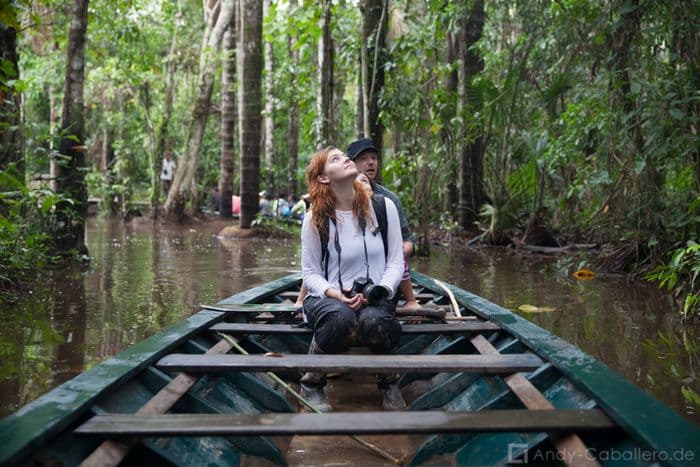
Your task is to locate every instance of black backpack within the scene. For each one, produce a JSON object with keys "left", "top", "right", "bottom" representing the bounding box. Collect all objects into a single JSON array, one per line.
[{"left": 319, "top": 194, "right": 388, "bottom": 279}]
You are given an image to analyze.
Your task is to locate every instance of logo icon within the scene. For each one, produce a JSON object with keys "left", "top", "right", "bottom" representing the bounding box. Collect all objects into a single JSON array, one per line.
[{"left": 508, "top": 443, "right": 529, "bottom": 464}]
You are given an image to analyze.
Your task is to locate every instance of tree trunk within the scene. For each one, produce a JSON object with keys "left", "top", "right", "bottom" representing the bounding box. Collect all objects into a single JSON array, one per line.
[
  {"left": 458, "top": 0, "right": 486, "bottom": 230},
  {"left": 101, "top": 125, "right": 115, "bottom": 213},
  {"left": 152, "top": 0, "right": 181, "bottom": 217},
  {"left": 669, "top": 1, "right": 700, "bottom": 196},
  {"left": 359, "top": 0, "right": 388, "bottom": 170},
  {"left": 55, "top": 0, "right": 89, "bottom": 254},
  {"left": 317, "top": 0, "right": 334, "bottom": 148},
  {"left": 608, "top": 0, "right": 659, "bottom": 233},
  {"left": 238, "top": 0, "right": 263, "bottom": 228},
  {"left": 164, "top": 0, "right": 234, "bottom": 221},
  {"left": 219, "top": 10, "right": 237, "bottom": 219},
  {"left": 287, "top": 4, "right": 299, "bottom": 197},
  {"left": 443, "top": 28, "right": 459, "bottom": 218},
  {"left": 262, "top": 0, "right": 275, "bottom": 191},
  {"left": 0, "top": 12, "right": 23, "bottom": 177},
  {"left": 355, "top": 74, "right": 364, "bottom": 138},
  {"left": 49, "top": 82, "right": 59, "bottom": 191}
]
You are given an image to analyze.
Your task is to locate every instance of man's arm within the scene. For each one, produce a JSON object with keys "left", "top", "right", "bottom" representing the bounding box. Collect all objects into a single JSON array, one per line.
[{"left": 375, "top": 184, "right": 416, "bottom": 250}]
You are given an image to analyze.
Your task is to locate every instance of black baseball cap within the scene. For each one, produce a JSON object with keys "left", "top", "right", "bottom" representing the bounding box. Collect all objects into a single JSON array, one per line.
[{"left": 346, "top": 138, "right": 377, "bottom": 161}]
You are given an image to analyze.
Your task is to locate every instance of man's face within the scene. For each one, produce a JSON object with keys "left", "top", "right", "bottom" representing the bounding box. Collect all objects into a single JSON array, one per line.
[{"left": 354, "top": 151, "right": 378, "bottom": 181}]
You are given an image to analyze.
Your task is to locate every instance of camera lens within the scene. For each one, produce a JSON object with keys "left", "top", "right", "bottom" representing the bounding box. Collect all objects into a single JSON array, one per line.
[{"left": 367, "top": 284, "right": 388, "bottom": 303}]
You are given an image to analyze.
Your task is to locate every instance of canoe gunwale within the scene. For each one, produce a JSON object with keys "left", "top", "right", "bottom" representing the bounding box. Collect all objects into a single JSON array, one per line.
[{"left": 410, "top": 271, "right": 700, "bottom": 465}]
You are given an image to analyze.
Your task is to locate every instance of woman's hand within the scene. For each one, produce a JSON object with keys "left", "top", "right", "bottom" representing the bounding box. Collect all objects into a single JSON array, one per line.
[
  {"left": 326, "top": 288, "right": 365, "bottom": 311},
  {"left": 340, "top": 293, "right": 365, "bottom": 311}
]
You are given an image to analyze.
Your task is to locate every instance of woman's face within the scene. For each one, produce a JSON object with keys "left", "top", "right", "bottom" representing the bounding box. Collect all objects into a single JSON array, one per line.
[{"left": 321, "top": 148, "right": 358, "bottom": 183}]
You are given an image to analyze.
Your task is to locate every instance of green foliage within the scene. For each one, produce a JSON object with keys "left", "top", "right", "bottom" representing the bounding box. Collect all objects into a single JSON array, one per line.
[
  {"left": 646, "top": 241, "right": 700, "bottom": 319},
  {"left": 0, "top": 166, "right": 66, "bottom": 295},
  {"left": 642, "top": 329, "right": 698, "bottom": 414},
  {"left": 11, "top": 0, "right": 700, "bottom": 281}
]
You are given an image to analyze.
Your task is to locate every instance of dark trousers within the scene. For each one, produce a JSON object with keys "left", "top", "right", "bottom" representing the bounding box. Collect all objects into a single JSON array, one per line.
[{"left": 302, "top": 295, "right": 401, "bottom": 388}]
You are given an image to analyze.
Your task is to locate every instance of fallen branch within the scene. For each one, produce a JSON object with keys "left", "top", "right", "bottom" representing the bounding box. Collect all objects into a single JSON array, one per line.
[{"left": 521, "top": 243, "right": 599, "bottom": 254}]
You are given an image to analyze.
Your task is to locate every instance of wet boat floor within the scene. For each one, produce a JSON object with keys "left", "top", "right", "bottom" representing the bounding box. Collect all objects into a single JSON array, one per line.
[{"left": 285, "top": 373, "right": 418, "bottom": 466}]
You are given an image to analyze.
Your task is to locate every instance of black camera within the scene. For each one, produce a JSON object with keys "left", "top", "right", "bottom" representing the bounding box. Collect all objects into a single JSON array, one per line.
[{"left": 347, "top": 277, "right": 389, "bottom": 305}]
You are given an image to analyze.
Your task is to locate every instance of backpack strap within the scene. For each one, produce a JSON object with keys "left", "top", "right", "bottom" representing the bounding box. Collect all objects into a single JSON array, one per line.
[
  {"left": 319, "top": 216, "right": 331, "bottom": 279},
  {"left": 371, "top": 194, "right": 388, "bottom": 260}
]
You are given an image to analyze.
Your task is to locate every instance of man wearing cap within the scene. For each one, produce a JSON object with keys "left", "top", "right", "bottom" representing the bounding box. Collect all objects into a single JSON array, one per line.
[{"left": 346, "top": 138, "right": 421, "bottom": 311}]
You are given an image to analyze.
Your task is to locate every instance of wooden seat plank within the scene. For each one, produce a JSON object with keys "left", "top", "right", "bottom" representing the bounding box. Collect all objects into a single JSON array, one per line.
[
  {"left": 202, "top": 303, "right": 451, "bottom": 316},
  {"left": 276, "top": 291, "right": 437, "bottom": 301},
  {"left": 79, "top": 338, "right": 236, "bottom": 467},
  {"left": 202, "top": 303, "right": 297, "bottom": 313},
  {"left": 471, "top": 334, "right": 601, "bottom": 467},
  {"left": 209, "top": 322, "right": 500, "bottom": 335},
  {"left": 156, "top": 353, "right": 543, "bottom": 374},
  {"left": 75, "top": 409, "right": 615, "bottom": 437}
]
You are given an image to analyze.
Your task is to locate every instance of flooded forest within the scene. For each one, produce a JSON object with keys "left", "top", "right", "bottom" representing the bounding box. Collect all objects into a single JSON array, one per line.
[{"left": 1, "top": 0, "right": 699, "bottom": 430}]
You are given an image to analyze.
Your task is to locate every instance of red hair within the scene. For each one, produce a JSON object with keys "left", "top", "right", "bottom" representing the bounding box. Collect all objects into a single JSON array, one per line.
[{"left": 305, "top": 146, "right": 372, "bottom": 238}]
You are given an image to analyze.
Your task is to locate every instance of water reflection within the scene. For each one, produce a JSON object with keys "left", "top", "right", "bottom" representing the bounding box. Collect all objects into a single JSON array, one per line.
[
  {"left": 0, "top": 268, "right": 85, "bottom": 417},
  {"left": 51, "top": 268, "right": 87, "bottom": 386},
  {"left": 0, "top": 219, "right": 697, "bottom": 426}
]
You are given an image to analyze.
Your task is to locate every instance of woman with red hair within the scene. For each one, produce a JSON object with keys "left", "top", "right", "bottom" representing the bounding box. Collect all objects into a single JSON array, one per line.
[{"left": 300, "top": 146, "right": 406, "bottom": 412}]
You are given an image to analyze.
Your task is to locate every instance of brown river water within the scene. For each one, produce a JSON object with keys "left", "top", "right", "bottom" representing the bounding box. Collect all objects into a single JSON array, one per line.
[{"left": 0, "top": 217, "right": 698, "bottom": 430}]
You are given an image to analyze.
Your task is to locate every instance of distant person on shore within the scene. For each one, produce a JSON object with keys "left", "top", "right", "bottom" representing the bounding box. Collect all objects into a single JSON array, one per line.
[
  {"left": 291, "top": 193, "right": 310, "bottom": 219},
  {"left": 160, "top": 152, "right": 177, "bottom": 195},
  {"left": 259, "top": 191, "right": 273, "bottom": 217},
  {"left": 347, "top": 138, "right": 420, "bottom": 311},
  {"left": 210, "top": 186, "right": 221, "bottom": 213}
]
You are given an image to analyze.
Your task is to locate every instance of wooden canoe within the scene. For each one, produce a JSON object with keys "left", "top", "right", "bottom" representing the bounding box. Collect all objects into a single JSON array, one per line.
[{"left": 0, "top": 272, "right": 698, "bottom": 466}]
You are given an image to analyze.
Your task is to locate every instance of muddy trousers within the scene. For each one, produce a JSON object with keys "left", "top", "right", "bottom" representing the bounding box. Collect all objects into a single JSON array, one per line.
[{"left": 301, "top": 295, "right": 402, "bottom": 388}]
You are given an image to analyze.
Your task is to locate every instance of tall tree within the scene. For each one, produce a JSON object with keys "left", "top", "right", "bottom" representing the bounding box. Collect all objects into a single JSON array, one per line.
[
  {"left": 317, "top": 0, "right": 333, "bottom": 147},
  {"left": 443, "top": 27, "right": 459, "bottom": 217},
  {"left": 606, "top": 0, "right": 660, "bottom": 235},
  {"left": 0, "top": 5, "right": 23, "bottom": 176},
  {"left": 262, "top": 0, "right": 275, "bottom": 190},
  {"left": 287, "top": 3, "right": 299, "bottom": 198},
  {"left": 238, "top": 0, "right": 263, "bottom": 228},
  {"left": 358, "top": 0, "right": 388, "bottom": 167},
  {"left": 458, "top": 0, "right": 486, "bottom": 229},
  {"left": 219, "top": 4, "right": 237, "bottom": 219},
  {"left": 55, "top": 0, "right": 89, "bottom": 254},
  {"left": 152, "top": 0, "right": 181, "bottom": 216},
  {"left": 163, "top": 0, "right": 234, "bottom": 221}
]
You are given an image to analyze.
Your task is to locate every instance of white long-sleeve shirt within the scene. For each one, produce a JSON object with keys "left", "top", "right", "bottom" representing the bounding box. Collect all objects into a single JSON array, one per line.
[{"left": 301, "top": 198, "right": 404, "bottom": 298}]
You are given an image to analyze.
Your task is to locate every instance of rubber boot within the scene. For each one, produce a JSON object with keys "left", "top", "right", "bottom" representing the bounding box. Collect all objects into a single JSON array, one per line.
[
  {"left": 300, "top": 337, "right": 332, "bottom": 412},
  {"left": 380, "top": 383, "right": 407, "bottom": 410}
]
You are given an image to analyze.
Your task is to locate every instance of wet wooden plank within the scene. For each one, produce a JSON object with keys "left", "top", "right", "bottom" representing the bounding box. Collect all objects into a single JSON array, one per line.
[
  {"left": 395, "top": 307, "right": 447, "bottom": 319},
  {"left": 202, "top": 303, "right": 450, "bottom": 317},
  {"left": 80, "top": 338, "right": 237, "bottom": 467},
  {"left": 201, "top": 303, "right": 298, "bottom": 313},
  {"left": 156, "top": 353, "right": 543, "bottom": 374},
  {"left": 210, "top": 322, "right": 500, "bottom": 335},
  {"left": 76, "top": 409, "right": 615, "bottom": 437},
  {"left": 276, "top": 291, "right": 437, "bottom": 301},
  {"left": 471, "top": 334, "right": 599, "bottom": 467}
]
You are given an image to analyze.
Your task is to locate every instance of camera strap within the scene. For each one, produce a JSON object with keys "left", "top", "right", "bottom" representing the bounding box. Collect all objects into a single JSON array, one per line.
[
  {"left": 330, "top": 217, "right": 370, "bottom": 292},
  {"left": 321, "top": 195, "right": 387, "bottom": 280}
]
